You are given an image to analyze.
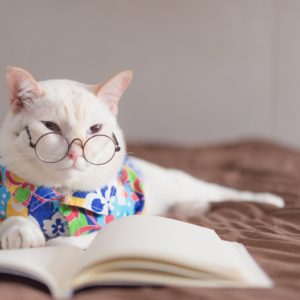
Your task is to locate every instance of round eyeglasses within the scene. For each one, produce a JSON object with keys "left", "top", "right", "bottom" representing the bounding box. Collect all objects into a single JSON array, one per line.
[{"left": 25, "top": 126, "right": 121, "bottom": 165}]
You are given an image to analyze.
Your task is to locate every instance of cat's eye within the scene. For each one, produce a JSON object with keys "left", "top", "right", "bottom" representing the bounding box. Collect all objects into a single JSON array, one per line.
[
  {"left": 88, "top": 124, "right": 102, "bottom": 134},
  {"left": 42, "top": 121, "right": 61, "bottom": 133}
]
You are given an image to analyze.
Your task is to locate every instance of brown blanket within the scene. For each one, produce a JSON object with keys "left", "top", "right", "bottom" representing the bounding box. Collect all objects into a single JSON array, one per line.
[{"left": 1, "top": 140, "right": 299, "bottom": 300}]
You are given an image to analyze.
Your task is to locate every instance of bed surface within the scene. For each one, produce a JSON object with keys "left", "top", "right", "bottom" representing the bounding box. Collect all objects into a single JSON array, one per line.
[{"left": 0, "top": 140, "right": 299, "bottom": 300}]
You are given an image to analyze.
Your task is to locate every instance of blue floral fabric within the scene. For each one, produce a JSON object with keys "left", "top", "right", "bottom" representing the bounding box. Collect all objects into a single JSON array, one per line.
[{"left": 0, "top": 158, "right": 145, "bottom": 240}]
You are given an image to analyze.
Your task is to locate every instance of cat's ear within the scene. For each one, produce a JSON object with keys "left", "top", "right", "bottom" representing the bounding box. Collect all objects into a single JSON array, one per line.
[
  {"left": 6, "top": 66, "right": 43, "bottom": 113},
  {"left": 96, "top": 70, "right": 133, "bottom": 116}
]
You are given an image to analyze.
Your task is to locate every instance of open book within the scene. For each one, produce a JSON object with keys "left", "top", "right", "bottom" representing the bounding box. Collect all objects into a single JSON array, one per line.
[{"left": 0, "top": 215, "right": 272, "bottom": 299}]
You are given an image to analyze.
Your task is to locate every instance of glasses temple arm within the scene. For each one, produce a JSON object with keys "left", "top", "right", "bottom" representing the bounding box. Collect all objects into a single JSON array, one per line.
[
  {"left": 25, "top": 126, "right": 35, "bottom": 148},
  {"left": 112, "top": 133, "right": 121, "bottom": 152}
]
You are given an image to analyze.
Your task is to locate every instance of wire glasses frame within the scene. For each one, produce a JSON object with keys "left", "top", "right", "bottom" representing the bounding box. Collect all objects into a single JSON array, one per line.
[{"left": 25, "top": 126, "right": 121, "bottom": 165}]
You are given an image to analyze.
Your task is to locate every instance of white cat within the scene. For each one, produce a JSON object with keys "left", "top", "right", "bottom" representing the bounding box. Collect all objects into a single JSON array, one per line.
[{"left": 0, "top": 67, "right": 284, "bottom": 250}]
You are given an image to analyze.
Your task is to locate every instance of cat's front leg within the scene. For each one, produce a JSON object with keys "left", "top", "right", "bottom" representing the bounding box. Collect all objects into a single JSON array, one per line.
[{"left": 0, "top": 216, "right": 45, "bottom": 249}]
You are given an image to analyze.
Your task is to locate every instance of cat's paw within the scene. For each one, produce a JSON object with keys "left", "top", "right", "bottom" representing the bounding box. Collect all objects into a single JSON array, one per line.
[
  {"left": 253, "top": 193, "right": 285, "bottom": 208},
  {"left": 169, "top": 201, "right": 210, "bottom": 217},
  {"left": 1, "top": 223, "right": 45, "bottom": 250}
]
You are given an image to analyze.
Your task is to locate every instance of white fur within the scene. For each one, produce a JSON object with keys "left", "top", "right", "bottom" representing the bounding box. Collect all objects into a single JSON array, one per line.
[
  {"left": 0, "top": 216, "right": 45, "bottom": 249},
  {"left": 0, "top": 69, "right": 284, "bottom": 250},
  {"left": 133, "top": 157, "right": 284, "bottom": 216}
]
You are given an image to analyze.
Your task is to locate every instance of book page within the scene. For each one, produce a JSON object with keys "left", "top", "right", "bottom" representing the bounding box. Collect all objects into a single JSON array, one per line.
[
  {"left": 222, "top": 241, "right": 273, "bottom": 287},
  {"left": 0, "top": 244, "right": 83, "bottom": 299},
  {"left": 73, "top": 243, "right": 272, "bottom": 290},
  {"left": 76, "top": 215, "right": 243, "bottom": 281}
]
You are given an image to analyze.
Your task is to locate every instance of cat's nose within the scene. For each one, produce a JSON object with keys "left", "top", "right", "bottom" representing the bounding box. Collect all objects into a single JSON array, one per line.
[{"left": 68, "top": 150, "right": 78, "bottom": 161}]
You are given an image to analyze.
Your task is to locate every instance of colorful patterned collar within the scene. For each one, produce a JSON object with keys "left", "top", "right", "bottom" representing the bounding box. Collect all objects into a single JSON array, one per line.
[{"left": 0, "top": 158, "right": 145, "bottom": 239}]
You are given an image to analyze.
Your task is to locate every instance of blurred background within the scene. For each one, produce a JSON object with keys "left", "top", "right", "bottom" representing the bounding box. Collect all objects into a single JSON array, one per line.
[{"left": 0, "top": 0, "right": 299, "bottom": 147}]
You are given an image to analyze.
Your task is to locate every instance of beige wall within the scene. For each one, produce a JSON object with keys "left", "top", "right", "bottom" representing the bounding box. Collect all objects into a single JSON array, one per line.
[{"left": 0, "top": 0, "right": 299, "bottom": 147}]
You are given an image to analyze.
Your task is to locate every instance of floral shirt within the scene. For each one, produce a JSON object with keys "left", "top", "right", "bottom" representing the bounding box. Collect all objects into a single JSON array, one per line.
[{"left": 0, "top": 158, "right": 144, "bottom": 240}]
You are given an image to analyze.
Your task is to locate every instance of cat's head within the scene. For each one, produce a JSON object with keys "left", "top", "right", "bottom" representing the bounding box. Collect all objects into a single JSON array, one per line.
[{"left": 0, "top": 67, "right": 132, "bottom": 191}]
